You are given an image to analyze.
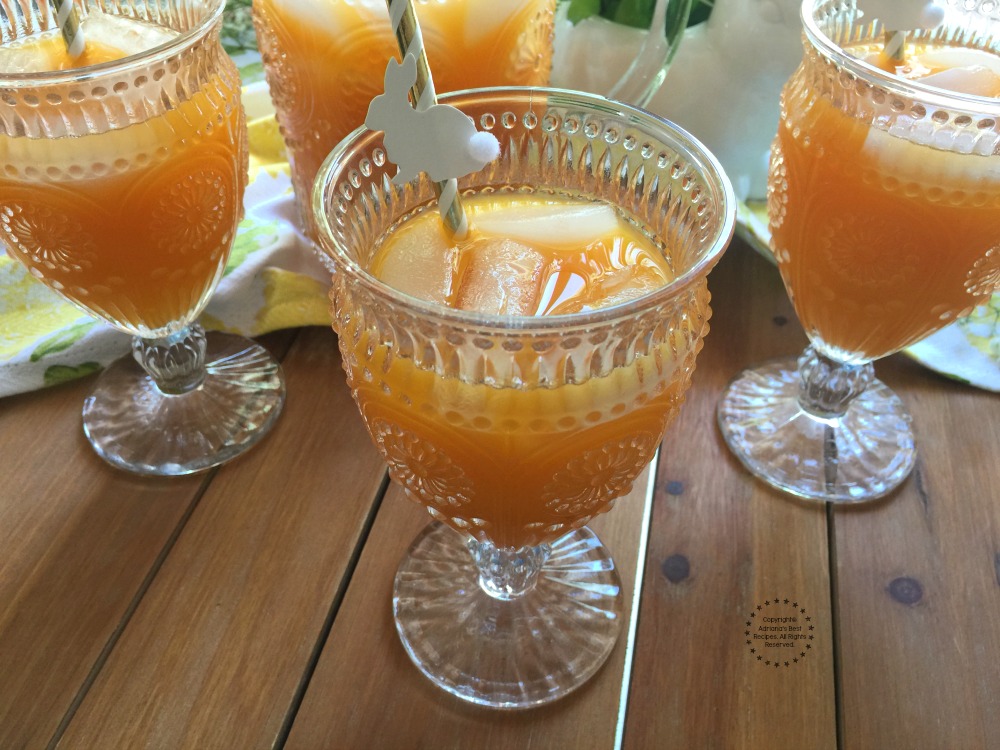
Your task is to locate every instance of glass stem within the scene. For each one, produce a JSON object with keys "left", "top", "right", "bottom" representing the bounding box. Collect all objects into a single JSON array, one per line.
[
  {"left": 467, "top": 537, "right": 551, "bottom": 601},
  {"left": 132, "top": 323, "right": 208, "bottom": 395},
  {"left": 796, "top": 346, "right": 874, "bottom": 419},
  {"left": 796, "top": 346, "right": 875, "bottom": 492}
]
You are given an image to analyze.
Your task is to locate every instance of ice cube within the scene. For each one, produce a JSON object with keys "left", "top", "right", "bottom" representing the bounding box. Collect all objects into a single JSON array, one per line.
[
  {"left": 587, "top": 266, "right": 665, "bottom": 310},
  {"left": 0, "top": 33, "right": 62, "bottom": 74},
  {"left": 81, "top": 11, "right": 177, "bottom": 56},
  {"left": 471, "top": 200, "right": 621, "bottom": 249},
  {"left": 455, "top": 237, "right": 546, "bottom": 315},
  {"left": 373, "top": 220, "right": 459, "bottom": 306},
  {"left": 863, "top": 124, "right": 1000, "bottom": 184},
  {"left": 919, "top": 65, "right": 1000, "bottom": 97},
  {"left": 919, "top": 47, "right": 1000, "bottom": 77}
]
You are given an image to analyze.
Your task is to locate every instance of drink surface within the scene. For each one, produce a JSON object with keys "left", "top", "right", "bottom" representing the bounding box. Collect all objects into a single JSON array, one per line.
[
  {"left": 253, "top": 0, "right": 554, "bottom": 235},
  {"left": 0, "top": 11, "right": 176, "bottom": 72},
  {"left": 371, "top": 193, "right": 676, "bottom": 315},
  {"left": 345, "top": 193, "right": 706, "bottom": 549},
  {"left": 0, "top": 14, "right": 247, "bottom": 336},
  {"left": 770, "top": 41, "right": 1000, "bottom": 362}
]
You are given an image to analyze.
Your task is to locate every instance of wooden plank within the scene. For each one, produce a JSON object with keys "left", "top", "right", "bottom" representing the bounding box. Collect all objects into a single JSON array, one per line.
[
  {"left": 0, "top": 369, "right": 206, "bottom": 750},
  {"left": 623, "top": 244, "right": 837, "bottom": 749},
  {"left": 56, "top": 326, "right": 389, "bottom": 748},
  {"left": 834, "top": 353, "right": 1000, "bottom": 748},
  {"left": 285, "top": 467, "right": 654, "bottom": 749}
]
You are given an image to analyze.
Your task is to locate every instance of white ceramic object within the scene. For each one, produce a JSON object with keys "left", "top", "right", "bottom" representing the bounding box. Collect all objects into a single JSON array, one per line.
[{"left": 649, "top": 0, "right": 803, "bottom": 201}]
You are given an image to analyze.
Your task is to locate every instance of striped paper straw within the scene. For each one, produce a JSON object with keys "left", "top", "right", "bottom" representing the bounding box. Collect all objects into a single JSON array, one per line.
[
  {"left": 883, "top": 29, "right": 906, "bottom": 66},
  {"left": 54, "top": 0, "right": 86, "bottom": 59},
  {"left": 385, "top": 0, "right": 469, "bottom": 239}
]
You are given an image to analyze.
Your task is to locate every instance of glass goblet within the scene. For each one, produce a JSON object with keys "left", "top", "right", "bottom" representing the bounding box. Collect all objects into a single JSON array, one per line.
[
  {"left": 0, "top": 0, "right": 284, "bottom": 475},
  {"left": 252, "top": 0, "right": 557, "bottom": 240},
  {"left": 718, "top": 0, "right": 1000, "bottom": 502},
  {"left": 313, "top": 87, "right": 735, "bottom": 707}
]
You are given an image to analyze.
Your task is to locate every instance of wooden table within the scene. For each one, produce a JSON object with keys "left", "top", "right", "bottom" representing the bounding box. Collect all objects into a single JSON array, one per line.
[{"left": 2, "top": 240, "right": 998, "bottom": 750}]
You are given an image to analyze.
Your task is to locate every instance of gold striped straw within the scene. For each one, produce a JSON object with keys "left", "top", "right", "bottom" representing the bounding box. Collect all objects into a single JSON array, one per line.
[
  {"left": 385, "top": 0, "right": 470, "bottom": 239},
  {"left": 883, "top": 29, "right": 906, "bottom": 67},
  {"left": 54, "top": 0, "right": 85, "bottom": 59}
]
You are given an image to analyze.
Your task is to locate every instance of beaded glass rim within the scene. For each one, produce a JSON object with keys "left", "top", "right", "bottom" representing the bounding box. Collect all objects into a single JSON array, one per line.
[
  {"left": 0, "top": 0, "right": 226, "bottom": 86},
  {"left": 313, "top": 85, "right": 737, "bottom": 335},
  {"left": 803, "top": 0, "right": 1000, "bottom": 118}
]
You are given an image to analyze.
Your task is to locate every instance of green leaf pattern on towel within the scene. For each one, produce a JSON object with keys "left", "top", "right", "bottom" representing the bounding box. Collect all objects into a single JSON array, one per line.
[
  {"left": 960, "top": 296, "right": 1000, "bottom": 363},
  {"left": 30, "top": 320, "right": 97, "bottom": 362},
  {"left": 43, "top": 362, "right": 102, "bottom": 387},
  {"left": 225, "top": 221, "right": 281, "bottom": 276}
]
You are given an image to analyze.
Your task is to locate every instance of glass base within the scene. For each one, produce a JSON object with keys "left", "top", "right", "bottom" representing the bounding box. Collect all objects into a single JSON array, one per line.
[
  {"left": 82, "top": 332, "right": 285, "bottom": 476},
  {"left": 393, "top": 522, "right": 624, "bottom": 709},
  {"left": 717, "top": 357, "right": 916, "bottom": 503}
]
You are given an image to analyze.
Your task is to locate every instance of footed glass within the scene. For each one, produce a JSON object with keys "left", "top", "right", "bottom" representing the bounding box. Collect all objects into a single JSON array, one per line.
[
  {"left": 718, "top": 0, "right": 1000, "bottom": 501},
  {"left": 252, "top": 0, "right": 556, "bottom": 239},
  {"left": 313, "top": 87, "right": 735, "bottom": 707},
  {"left": 0, "top": 0, "right": 284, "bottom": 475}
]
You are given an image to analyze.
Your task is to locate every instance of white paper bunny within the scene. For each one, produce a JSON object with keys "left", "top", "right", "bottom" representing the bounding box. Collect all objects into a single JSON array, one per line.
[
  {"left": 857, "top": 0, "right": 944, "bottom": 30},
  {"left": 365, "top": 54, "right": 499, "bottom": 185}
]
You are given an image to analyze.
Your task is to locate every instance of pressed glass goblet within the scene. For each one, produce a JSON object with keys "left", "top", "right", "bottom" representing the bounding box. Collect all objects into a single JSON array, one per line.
[
  {"left": 718, "top": 0, "right": 1000, "bottom": 502},
  {"left": 0, "top": 0, "right": 284, "bottom": 475},
  {"left": 252, "top": 0, "right": 556, "bottom": 239},
  {"left": 313, "top": 87, "right": 735, "bottom": 707}
]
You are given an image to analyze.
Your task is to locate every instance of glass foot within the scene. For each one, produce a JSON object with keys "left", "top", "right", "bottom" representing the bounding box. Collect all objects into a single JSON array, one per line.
[
  {"left": 82, "top": 332, "right": 285, "bottom": 475},
  {"left": 717, "top": 357, "right": 916, "bottom": 502},
  {"left": 393, "top": 522, "right": 624, "bottom": 709}
]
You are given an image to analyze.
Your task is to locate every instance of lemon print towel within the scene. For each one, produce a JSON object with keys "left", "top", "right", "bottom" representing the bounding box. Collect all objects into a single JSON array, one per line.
[{"left": 0, "top": 77, "right": 332, "bottom": 398}]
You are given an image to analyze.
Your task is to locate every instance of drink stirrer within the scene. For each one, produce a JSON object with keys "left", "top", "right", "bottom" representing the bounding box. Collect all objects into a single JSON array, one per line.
[
  {"left": 376, "top": 0, "right": 500, "bottom": 240},
  {"left": 54, "top": 0, "right": 85, "bottom": 59},
  {"left": 857, "top": 1, "right": 945, "bottom": 68}
]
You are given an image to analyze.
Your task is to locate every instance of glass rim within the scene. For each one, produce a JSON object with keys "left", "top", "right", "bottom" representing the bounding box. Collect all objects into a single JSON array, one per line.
[
  {"left": 801, "top": 0, "right": 1000, "bottom": 117},
  {"left": 0, "top": 0, "right": 226, "bottom": 86},
  {"left": 312, "top": 85, "right": 736, "bottom": 335}
]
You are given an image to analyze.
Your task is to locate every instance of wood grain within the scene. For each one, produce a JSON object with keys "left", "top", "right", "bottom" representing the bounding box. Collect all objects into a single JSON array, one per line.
[
  {"left": 55, "top": 326, "right": 389, "bottom": 749},
  {"left": 284, "top": 467, "right": 654, "bottom": 750},
  {"left": 623, "top": 244, "right": 838, "bottom": 750},
  {"left": 0, "top": 366, "right": 207, "bottom": 750},
  {"left": 833, "top": 354, "right": 1000, "bottom": 750},
  {"left": 3, "top": 242, "right": 999, "bottom": 749}
]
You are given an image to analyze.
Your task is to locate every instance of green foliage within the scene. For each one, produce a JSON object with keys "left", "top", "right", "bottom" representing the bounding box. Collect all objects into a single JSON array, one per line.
[
  {"left": 222, "top": 0, "right": 257, "bottom": 55},
  {"left": 566, "top": 0, "right": 712, "bottom": 28},
  {"left": 688, "top": 0, "right": 714, "bottom": 26}
]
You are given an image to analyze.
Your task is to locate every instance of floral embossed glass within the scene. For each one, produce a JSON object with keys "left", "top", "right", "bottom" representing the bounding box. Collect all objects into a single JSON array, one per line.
[
  {"left": 0, "top": 0, "right": 284, "bottom": 475},
  {"left": 717, "top": 0, "right": 1000, "bottom": 501},
  {"left": 313, "top": 87, "right": 735, "bottom": 707},
  {"left": 252, "top": 0, "right": 556, "bottom": 240}
]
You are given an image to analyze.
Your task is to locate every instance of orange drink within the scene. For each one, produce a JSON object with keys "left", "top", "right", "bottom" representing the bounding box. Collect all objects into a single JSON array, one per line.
[
  {"left": 0, "top": 12, "right": 247, "bottom": 337},
  {"left": 358, "top": 194, "right": 702, "bottom": 549},
  {"left": 0, "top": 0, "right": 283, "bottom": 477},
  {"left": 252, "top": 0, "right": 555, "bottom": 236},
  {"left": 314, "top": 86, "right": 734, "bottom": 707},
  {"left": 771, "top": 41, "right": 1000, "bottom": 362},
  {"left": 718, "top": 0, "right": 1000, "bottom": 504}
]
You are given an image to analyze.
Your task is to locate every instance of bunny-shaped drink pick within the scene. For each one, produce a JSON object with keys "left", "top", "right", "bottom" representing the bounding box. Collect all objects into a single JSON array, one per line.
[
  {"left": 365, "top": 54, "right": 500, "bottom": 187},
  {"left": 857, "top": 0, "right": 945, "bottom": 32},
  {"left": 857, "top": 0, "right": 945, "bottom": 63}
]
